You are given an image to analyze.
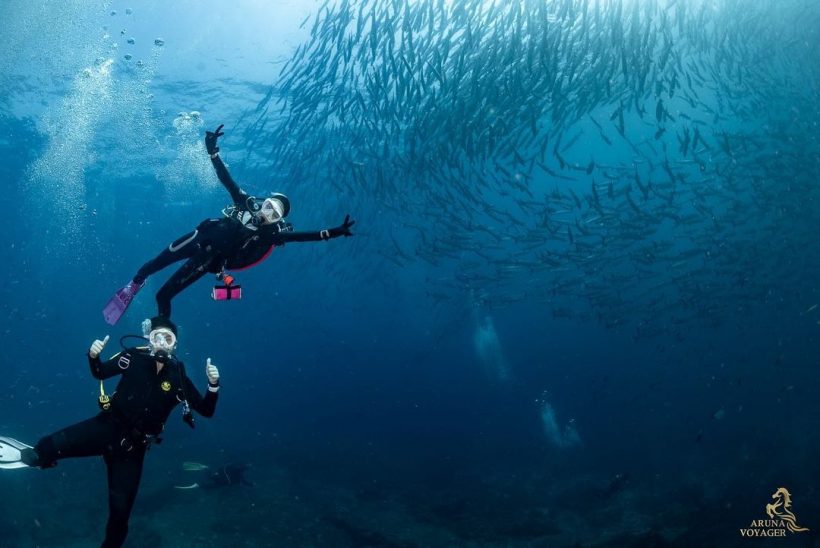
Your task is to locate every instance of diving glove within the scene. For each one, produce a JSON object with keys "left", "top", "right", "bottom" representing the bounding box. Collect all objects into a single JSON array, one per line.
[
  {"left": 206, "top": 358, "right": 220, "bottom": 391},
  {"left": 89, "top": 335, "right": 110, "bottom": 359},
  {"left": 329, "top": 214, "right": 356, "bottom": 237},
  {"left": 205, "top": 124, "right": 225, "bottom": 155}
]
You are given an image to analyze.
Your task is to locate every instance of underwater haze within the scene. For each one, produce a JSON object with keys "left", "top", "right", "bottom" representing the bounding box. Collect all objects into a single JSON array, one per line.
[{"left": 1, "top": 0, "right": 819, "bottom": 546}]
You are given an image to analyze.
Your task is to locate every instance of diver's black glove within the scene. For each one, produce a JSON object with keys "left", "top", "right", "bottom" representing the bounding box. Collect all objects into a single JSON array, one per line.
[
  {"left": 205, "top": 124, "right": 225, "bottom": 156},
  {"left": 328, "top": 214, "right": 356, "bottom": 238}
]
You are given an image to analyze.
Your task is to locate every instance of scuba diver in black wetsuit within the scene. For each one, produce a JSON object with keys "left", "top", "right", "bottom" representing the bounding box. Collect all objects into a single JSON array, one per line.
[
  {"left": 103, "top": 123, "right": 356, "bottom": 324},
  {"left": 0, "top": 317, "right": 220, "bottom": 548}
]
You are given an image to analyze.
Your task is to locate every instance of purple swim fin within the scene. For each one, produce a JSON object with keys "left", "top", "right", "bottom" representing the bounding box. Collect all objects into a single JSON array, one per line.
[{"left": 103, "top": 281, "right": 143, "bottom": 326}]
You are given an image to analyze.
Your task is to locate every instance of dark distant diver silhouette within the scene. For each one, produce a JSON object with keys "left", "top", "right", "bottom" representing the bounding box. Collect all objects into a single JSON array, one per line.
[
  {"left": 0, "top": 317, "right": 221, "bottom": 548},
  {"left": 103, "top": 124, "right": 356, "bottom": 324}
]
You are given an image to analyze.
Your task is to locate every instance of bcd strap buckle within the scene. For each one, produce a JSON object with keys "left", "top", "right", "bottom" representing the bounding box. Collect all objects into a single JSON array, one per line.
[{"left": 98, "top": 394, "right": 111, "bottom": 411}]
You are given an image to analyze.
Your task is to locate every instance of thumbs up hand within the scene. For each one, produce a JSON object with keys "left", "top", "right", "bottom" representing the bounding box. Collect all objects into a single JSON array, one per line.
[
  {"left": 206, "top": 358, "right": 220, "bottom": 387},
  {"left": 89, "top": 335, "right": 110, "bottom": 359}
]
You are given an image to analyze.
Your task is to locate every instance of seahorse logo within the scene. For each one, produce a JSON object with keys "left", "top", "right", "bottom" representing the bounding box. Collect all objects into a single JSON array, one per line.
[{"left": 766, "top": 488, "right": 809, "bottom": 533}]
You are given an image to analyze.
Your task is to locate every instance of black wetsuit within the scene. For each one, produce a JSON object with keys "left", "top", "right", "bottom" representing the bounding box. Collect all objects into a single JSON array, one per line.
[
  {"left": 26, "top": 349, "right": 218, "bottom": 548},
  {"left": 133, "top": 155, "right": 346, "bottom": 319}
]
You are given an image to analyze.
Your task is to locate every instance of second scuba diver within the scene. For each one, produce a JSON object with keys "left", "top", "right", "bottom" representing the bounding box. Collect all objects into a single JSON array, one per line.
[
  {"left": 0, "top": 316, "right": 220, "bottom": 548},
  {"left": 104, "top": 124, "right": 356, "bottom": 324}
]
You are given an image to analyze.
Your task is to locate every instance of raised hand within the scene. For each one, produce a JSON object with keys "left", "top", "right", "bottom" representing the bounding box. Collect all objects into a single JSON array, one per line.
[
  {"left": 205, "top": 124, "right": 225, "bottom": 155},
  {"left": 89, "top": 335, "right": 110, "bottom": 359}
]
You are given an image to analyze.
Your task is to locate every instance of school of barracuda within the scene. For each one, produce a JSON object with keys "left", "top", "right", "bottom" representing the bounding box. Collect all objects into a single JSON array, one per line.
[{"left": 241, "top": 0, "right": 819, "bottom": 340}]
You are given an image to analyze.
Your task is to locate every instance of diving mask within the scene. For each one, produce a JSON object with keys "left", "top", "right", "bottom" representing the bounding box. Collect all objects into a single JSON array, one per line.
[
  {"left": 258, "top": 198, "right": 285, "bottom": 225},
  {"left": 148, "top": 328, "right": 176, "bottom": 354}
]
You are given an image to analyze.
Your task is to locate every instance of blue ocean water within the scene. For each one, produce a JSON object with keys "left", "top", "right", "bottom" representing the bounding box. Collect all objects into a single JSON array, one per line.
[{"left": 1, "top": 0, "right": 819, "bottom": 546}]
